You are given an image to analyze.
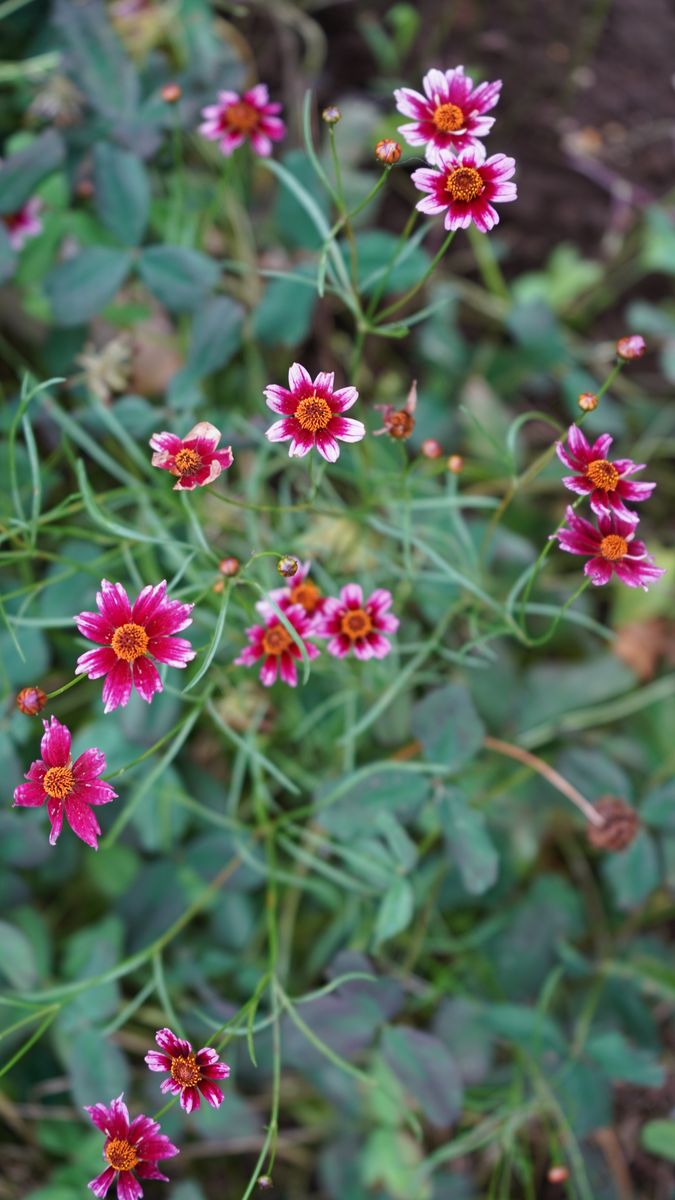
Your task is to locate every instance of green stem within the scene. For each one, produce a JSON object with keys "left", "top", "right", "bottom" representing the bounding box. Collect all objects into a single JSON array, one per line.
[{"left": 374, "top": 228, "right": 456, "bottom": 323}]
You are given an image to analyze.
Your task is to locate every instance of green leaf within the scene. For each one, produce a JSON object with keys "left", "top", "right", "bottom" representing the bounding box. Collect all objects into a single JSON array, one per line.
[
  {"left": 439, "top": 788, "right": 498, "bottom": 896},
  {"left": 0, "top": 220, "right": 17, "bottom": 284},
  {"left": 381, "top": 1025, "right": 463, "bottom": 1127},
  {"left": 351, "top": 230, "right": 430, "bottom": 297},
  {"left": 640, "top": 1119, "right": 675, "bottom": 1163},
  {"left": 53, "top": 0, "right": 139, "bottom": 121},
  {"left": 168, "top": 294, "right": 244, "bottom": 405},
  {"left": 374, "top": 877, "right": 414, "bottom": 946},
  {"left": 587, "top": 1031, "right": 664, "bottom": 1087},
  {"left": 411, "top": 683, "right": 485, "bottom": 771},
  {"left": 93, "top": 143, "right": 150, "bottom": 245},
  {"left": 0, "top": 131, "right": 65, "bottom": 213},
  {"left": 317, "top": 767, "right": 430, "bottom": 840},
  {"left": 642, "top": 207, "right": 675, "bottom": 275},
  {"left": 0, "top": 920, "right": 38, "bottom": 989},
  {"left": 641, "top": 779, "right": 675, "bottom": 831},
  {"left": 602, "top": 830, "right": 660, "bottom": 911},
  {"left": 45, "top": 246, "right": 133, "bottom": 326},
  {"left": 67, "top": 1026, "right": 130, "bottom": 1108},
  {"left": 553, "top": 1060, "right": 612, "bottom": 1138},
  {"left": 137, "top": 245, "right": 220, "bottom": 312},
  {"left": 253, "top": 270, "right": 317, "bottom": 345}
]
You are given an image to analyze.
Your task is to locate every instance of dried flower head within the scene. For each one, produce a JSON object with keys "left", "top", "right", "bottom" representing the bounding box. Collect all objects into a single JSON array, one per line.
[
  {"left": 161, "top": 82, "right": 182, "bottom": 104},
  {"left": 577, "top": 391, "right": 598, "bottom": 412},
  {"left": 375, "top": 139, "right": 402, "bottom": 164},
  {"left": 587, "top": 797, "right": 640, "bottom": 851},
  {"left": 219, "top": 557, "right": 240, "bottom": 577},
  {"left": 76, "top": 335, "right": 133, "bottom": 403},
  {"left": 616, "top": 334, "right": 646, "bottom": 361},
  {"left": 421, "top": 438, "right": 443, "bottom": 460},
  {"left": 16, "top": 686, "right": 48, "bottom": 716},
  {"left": 277, "top": 556, "right": 300, "bottom": 578},
  {"left": 373, "top": 380, "right": 417, "bottom": 439},
  {"left": 322, "top": 106, "right": 341, "bottom": 125},
  {"left": 145, "top": 1028, "right": 230, "bottom": 1113},
  {"left": 447, "top": 454, "right": 464, "bottom": 473}
]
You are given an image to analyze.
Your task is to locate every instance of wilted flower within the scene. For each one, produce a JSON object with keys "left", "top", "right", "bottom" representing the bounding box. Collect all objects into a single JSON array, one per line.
[
  {"left": 373, "top": 380, "right": 417, "bottom": 440},
  {"left": 75, "top": 335, "right": 133, "bottom": 403},
  {"left": 235, "top": 604, "right": 319, "bottom": 687},
  {"left": 13, "top": 716, "right": 116, "bottom": 849},
  {"left": 75, "top": 580, "right": 195, "bottom": 712},
  {"left": 145, "top": 1028, "right": 230, "bottom": 1114},
  {"left": 258, "top": 561, "right": 327, "bottom": 624},
  {"left": 86, "top": 1093, "right": 179, "bottom": 1199},
  {"left": 395, "top": 66, "right": 502, "bottom": 164},
  {"left": 556, "top": 425, "right": 656, "bottom": 522},
  {"left": 161, "top": 82, "right": 181, "bottom": 104},
  {"left": 421, "top": 438, "right": 443, "bottom": 459},
  {"left": 2, "top": 196, "right": 42, "bottom": 251},
  {"left": 553, "top": 507, "right": 665, "bottom": 591},
  {"left": 314, "top": 585, "right": 399, "bottom": 660},
  {"left": 264, "top": 363, "right": 365, "bottom": 463},
  {"left": 587, "top": 797, "right": 640, "bottom": 851},
  {"left": 199, "top": 85, "right": 285, "bottom": 157},
  {"left": 375, "top": 139, "right": 402, "bottom": 164},
  {"left": 616, "top": 334, "right": 646, "bottom": 361},
  {"left": 322, "top": 105, "right": 341, "bottom": 125},
  {"left": 412, "top": 144, "right": 516, "bottom": 232},
  {"left": 150, "top": 422, "right": 233, "bottom": 490},
  {"left": 16, "top": 685, "right": 48, "bottom": 715},
  {"left": 277, "top": 556, "right": 300, "bottom": 578}
]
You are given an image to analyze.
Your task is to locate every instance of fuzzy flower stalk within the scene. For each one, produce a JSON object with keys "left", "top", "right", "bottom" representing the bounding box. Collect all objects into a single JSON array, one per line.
[
  {"left": 556, "top": 425, "right": 655, "bottom": 522},
  {"left": 265, "top": 363, "right": 365, "bottom": 462},
  {"left": 199, "top": 84, "right": 285, "bottom": 157},
  {"left": 145, "top": 1028, "right": 230, "bottom": 1113},
  {"left": 395, "top": 65, "right": 502, "bottom": 163},
  {"left": 315, "top": 585, "right": 399, "bottom": 660},
  {"left": 86, "top": 1094, "right": 178, "bottom": 1199},
  {"left": 412, "top": 144, "right": 516, "bottom": 232},
  {"left": 553, "top": 508, "right": 665, "bottom": 591},
  {"left": 150, "top": 422, "right": 233, "bottom": 490}
]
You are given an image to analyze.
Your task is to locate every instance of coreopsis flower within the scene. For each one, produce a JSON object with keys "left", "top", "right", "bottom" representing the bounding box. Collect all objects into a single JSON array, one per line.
[
  {"left": 412, "top": 144, "right": 516, "bottom": 232},
  {"left": 616, "top": 334, "right": 646, "bottom": 361},
  {"left": 16, "top": 685, "right": 48, "bottom": 715},
  {"left": 149, "top": 422, "right": 233, "bottom": 490},
  {"left": 2, "top": 196, "right": 42, "bottom": 251},
  {"left": 373, "top": 380, "right": 417, "bottom": 440},
  {"left": 257, "top": 561, "right": 327, "bottom": 624},
  {"left": 265, "top": 363, "right": 365, "bottom": 463},
  {"left": 13, "top": 717, "right": 116, "bottom": 849},
  {"left": 556, "top": 425, "right": 656, "bottom": 522},
  {"left": 145, "top": 1028, "right": 230, "bottom": 1113},
  {"left": 553, "top": 507, "right": 665, "bottom": 591},
  {"left": 86, "top": 1093, "right": 179, "bottom": 1199},
  {"left": 395, "top": 66, "right": 502, "bottom": 164},
  {"left": 75, "top": 580, "right": 195, "bottom": 712},
  {"left": 199, "top": 85, "right": 285, "bottom": 157},
  {"left": 235, "top": 604, "right": 320, "bottom": 687},
  {"left": 314, "top": 585, "right": 399, "bottom": 660}
]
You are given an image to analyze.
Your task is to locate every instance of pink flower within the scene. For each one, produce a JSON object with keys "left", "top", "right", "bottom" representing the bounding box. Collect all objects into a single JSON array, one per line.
[
  {"left": 395, "top": 65, "right": 502, "bottom": 164},
  {"left": 13, "top": 716, "right": 116, "bottom": 849},
  {"left": 75, "top": 580, "right": 195, "bottom": 713},
  {"left": 145, "top": 1028, "right": 230, "bottom": 1114},
  {"left": 556, "top": 425, "right": 656, "bottom": 522},
  {"left": 149, "top": 422, "right": 233, "bottom": 490},
  {"left": 199, "top": 84, "right": 285, "bottom": 157},
  {"left": 553, "top": 507, "right": 665, "bottom": 591},
  {"left": 412, "top": 144, "right": 516, "bottom": 233},
  {"left": 86, "top": 1093, "right": 179, "bottom": 1200},
  {"left": 2, "top": 196, "right": 42, "bottom": 251},
  {"left": 256, "top": 561, "right": 327, "bottom": 625},
  {"left": 264, "top": 363, "right": 365, "bottom": 463},
  {"left": 234, "top": 603, "right": 320, "bottom": 687},
  {"left": 314, "top": 585, "right": 399, "bottom": 660}
]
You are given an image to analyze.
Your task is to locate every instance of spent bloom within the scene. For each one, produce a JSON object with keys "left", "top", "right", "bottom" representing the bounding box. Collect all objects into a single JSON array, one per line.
[
  {"left": 315, "top": 584, "right": 399, "bottom": 660},
  {"left": 257, "top": 561, "right": 327, "bottom": 624},
  {"left": 2, "top": 196, "right": 42, "bottom": 251},
  {"left": 86, "top": 1093, "right": 179, "bottom": 1200},
  {"left": 145, "top": 1027, "right": 230, "bottom": 1113},
  {"left": 13, "top": 717, "right": 116, "bottom": 849},
  {"left": 150, "top": 422, "right": 233, "bottom": 490},
  {"left": 395, "top": 65, "right": 502, "bottom": 164},
  {"left": 553, "top": 507, "right": 665, "bottom": 591},
  {"left": 235, "top": 603, "right": 320, "bottom": 687},
  {"left": 412, "top": 143, "right": 516, "bottom": 232},
  {"left": 556, "top": 425, "right": 656, "bottom": 522},
  {"left": 373, "top": 380, "right": 417, "bottom": 440},
  {"left": 264, "top": 362, "right": 365, "bottom": 463},
  {"left": 199, "top": 84, "right": 285, "bottom": 157},
  {"left": 75, "top": 580, "right": 195, "bottom": 712}
]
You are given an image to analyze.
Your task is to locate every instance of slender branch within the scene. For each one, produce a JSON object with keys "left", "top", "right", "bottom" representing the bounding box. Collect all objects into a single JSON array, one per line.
[{"left": 483, "top": 736, "right": 604, "bottom": 826}]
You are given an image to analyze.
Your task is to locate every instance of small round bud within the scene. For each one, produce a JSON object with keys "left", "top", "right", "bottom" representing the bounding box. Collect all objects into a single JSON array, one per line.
[
  {"left": 219, "top": 557, "right": 240, "bottom": 578},
  {"left": 616, "top": 334, "right": 646, "bottom": 361},
  {"left": 421, "top": 438, "right": 443, "bottom": 460},
  {"left": 587, "top": 797, "right": 640, "bottom": 852},
  {"left": 75, "top": 178, "right": 94, "bottom": 199},
  {"left": 212, "top": 578, "right": 225, "bottom": 594},
  {"left": 16, "top": 686, "right": 48, "bottom": 716},
  {"left": 322, "top": 106, "right": 341, "bottom": 125},
  {"left": 161, "top": 83, "right": 182, "bottom": 104},
  {"left": 375, "top": 138, "right": 402, "bottom": 165},
  {"left": 577, "top": 391, "right": 598, "bottom": 412},
  {"left": 277, "top": 555, "right": 299, "bottom": 579},
  {"left": 547, "top": 1166, "right": 569, "bottom": 1184},
  {"left": 258, "top": 1178, "right": 273, "bottom": 1191},
  {"left": 447, "top": 454, "right": 464, "bottom": 474}
]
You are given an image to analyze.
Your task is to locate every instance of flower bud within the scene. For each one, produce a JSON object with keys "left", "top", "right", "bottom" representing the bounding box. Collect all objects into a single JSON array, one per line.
[
  {"left": 277, "top": 555, "right": 299, "bottom": 578},
  {"left": 322, "top": 106, "right": 341, "bottom": 125},
  {"left": 375, "top": 138, "right": 402, "bottom": 165},
  {"left": 616, "top": 334, "right": 646, "bottom": 361},
  {"left": 161, "top": 83, "right": 182, "bottom": 104},
  {"left": 447, "top": 454, "right": 464, "bottom": 473},
  {"left": 587, "top": 797, "right": 640, "bottom": 851},
  {"left": 547, "top": 1166, "right": 569, "bottom": 1184},
  {"left": 75, "top": 178, "right": 94, "bottom": 199},
  {"left": 212, "top": 578, "right": 225, "bottom": 594},
  {"left": 219, "top": 557, "right": 240, "bottom": 577},
  {"left": 421, "top": 438, "right": 443, "bottom": 460},
  {"left": 258, "top": 1178, "right": 273, "bottom": 1191},
  {"left": 577, "top": 391, "right": 598, "bottom": 412},
  {"left": 16, "top": 686, "right": 48, "bottom": 716}
]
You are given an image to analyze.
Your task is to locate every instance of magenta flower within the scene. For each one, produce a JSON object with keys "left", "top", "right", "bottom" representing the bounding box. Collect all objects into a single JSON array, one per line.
[
  {"left": 75, "top": 580, "right": 195, "bottom": 713},
  {"left": 314, "top": 585, "right": 399, "bottom": 660},
  {"left": 13, "top": 716, "right": 116, "bottom": 849},
  {"left": 2, "top": 196, "right": 42, "bottom": 251},
  {"left": 412, "top": 144, "right": 516, "bottom": 232},
  {"left": 86, "top": 1093, "right": 179, "bottom": 1200},
  {"left": 199, "top": 84, "right": 285, "bottom": 157},
  {"left": 149, "top": 421, "right": 233, "bottom": 490},
  {"left": 264, "top": 363, "right": 365, "bottom": 463},
  {"left": 556, "top": 425, "right": 656, "bottom": 522},
  {"left": 145, "top": 1027, "right": 230, "bottom": 1114},
  {"left": 553, "top": 507, "right": 665, "bottom": 590},
  {"left": 235, "top": 603, "right": 320, "bottom": 687},
  {"left": 257, "top": 561, "right": 327, "bottom": 625},
  {"left": 395, "top": 65, "right": 502, "bottom": 164}
]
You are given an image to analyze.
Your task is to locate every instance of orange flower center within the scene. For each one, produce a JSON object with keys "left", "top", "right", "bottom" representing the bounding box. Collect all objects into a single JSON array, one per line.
[
  {"left": 289, "top": 580, "right": 322, "bottom": 614},
  {"left": 586, "top": 458, "right": 619, "bottom": 492},
  {"left": 340, "top": 608, "right": 373, "bottom": 640},
  {"left": 445, "top": 166, "right": 484, "bottom": 203},
  {"left": 174, "top": 447, "right": 201, "bottom": 475},
  {"left": 111, "top": 622, "right": 149, "bottom": 662},
  {"left": 105, "top": 1138, "right": 139, "bottom": 1172},
  {"left": 43, "top": 764, "right": 74, "bottom": 800},
  {"left": 225, "top": 100, "right": 259, "bottom": 134},
  {"left": 170, "top": 1053, "right": 202, "bottom": 1087},
  {"left": 262, "top": 623, "right": 293, "bottom": 656},
  {"left": 433, "top": 102, "right": 465, "bottom": 133},
  {"left": 295, "top": 393, "right": 332, "bottom": 433},
  {"left": 600, "top": 534, "right": 628, "bottom": 561}
]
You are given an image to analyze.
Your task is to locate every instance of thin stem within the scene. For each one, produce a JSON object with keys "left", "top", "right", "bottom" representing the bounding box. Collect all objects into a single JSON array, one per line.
[
  {"left": 45, "top": 674, "right": 86, "bottom": 701},
  {"left": 374, "top": 229, "right": 456, "bottom": 323},
  {"left": 483, "top": 735, "right": 604, "bottom": 827}
]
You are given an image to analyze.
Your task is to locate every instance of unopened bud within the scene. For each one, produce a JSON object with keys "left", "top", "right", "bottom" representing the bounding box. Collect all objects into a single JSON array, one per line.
[
  {"left": 161, "top": 83, "right": 182, "bottom": 104},
  {"left": 212, "top": 578, "right": 225, "bottom": 594},
  {"left": 421, "top": 438, "right": 443, "bottom": 460},
  {"left": 577, "top": 391, "right": 598, "bottom": 412},
  {"left": 258, "top": 1178, "right": 273, "bottom": 1191},
  {"left": 322, "top": 106, "right": 341, "bottom": 125},
  {"left": 447, "top": 454, "right": 464, "bottom": 473},
  {"left": 616, "top": 334, "right": 646, "bottom": 361},
  {"left": 375, "top": 138, "right": 402, "bottom": 165},
  {"left": 219, "top": 557, "right": 240, "bottom": 577},
  {"left": 547, "top": 1166, "right": 569, "bottom": 1184},
  {"left": 75, "top": 178, "right": 94, "bottom": 199},
  {"left": 277, "top": 555, "right": 299, "bottom": 578},
  {"left": 587, "top": 797, "right": 640, "bottom": 852},
  {"left": 16, "top": 686, "right": 48, "bottom": 716}
]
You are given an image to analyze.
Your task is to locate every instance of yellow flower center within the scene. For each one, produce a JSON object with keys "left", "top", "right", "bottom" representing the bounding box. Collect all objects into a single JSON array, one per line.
[
  {"left": 43, "top": 765, "right": 74, "bottom": 800},
  {"left": 289, "top": 580, "right": 322, "bottom": 614},
  {"left": 340, "top": 609, "right": 373, "bottom": 640},
  {"left": 105, "top": 1138, "right": 139, "bottom": 1172},
  {"left": 433, "top": 102, "right": 465, "bottom": 133},
  {"left": 262, "top": 623, "right": 293, "bottom": 656},
  {"left": 445, "top": 165, "right": 484, "bottom": 202},
  {"left": 295, "top": 394, "right": 333, "bottom": 433},
  {"left": 174, "top": 447, "right": 201, "bottom": 475},
  {"left": 111, "top": 622, "right": 149, "bottom": 662},
  {"left": 586, "top": 458, "right": 619, "bottom": 492},
  {"left": 225, "top": 100, "right": 259, "bottom": 134},
  {"left": 170, "top": 1053, "right": 202, "bottom": 1087},
  {"left": 600, "top": 534, "right": 628, "bottom": 561}
]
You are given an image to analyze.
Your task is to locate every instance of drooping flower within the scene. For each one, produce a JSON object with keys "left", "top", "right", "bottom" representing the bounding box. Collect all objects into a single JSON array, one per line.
[
  {"left": 2, "top": 196, "right": 42, "bottom": 251},
  {"left": 234, "top": 603, "right": 320, "bottom": 687},
  {"left": 149, "top": 422, "right": 233, "bottom": 490},
  {"left": 412, "top": 144, "right": 516, "bottom": 232},
  {"left": 257, "top": 561, "right": 327, "bottom": 625},
  {"left": 199, "top": 84, "right": 285, "bottom": 157},
  {"left": 86, "top": 1093, "right": 179, "bottom": 1200},
  {"left": 13, "top": 718, "right": 116, "bottom": 849},
  {"left": 553, "top": 507, "right": 665, "bottom": 591},
  {"left": 373, "top": 380, "right": 417, "bottom": 440},
  {"left": 75, "top": 580, "right": 195, "bottom": 713},
  {"left": 145, "top": 1028, "right": 230, "bottom": 1114},
  {"left": 314, "top": 585, "right": 399, "bottom": 660},
  {"left": 395, "top": 66, "right": 502, "bottom": 164},
  {"left": 264, "top": 363, "right": 365, "bottom": 463},
  {"left": 556, "top": 425, "right": 656, "bottom": 522}
]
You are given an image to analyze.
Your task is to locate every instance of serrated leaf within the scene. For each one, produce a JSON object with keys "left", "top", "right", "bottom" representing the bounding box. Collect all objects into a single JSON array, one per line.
[
  {"left": 45, "top": 246, "right": 133, "bottom": 326},
  {"left": 137, "top": 245, "right": 220, "bottom": 312},
  {"left": 411, "top": 683, "right": 485, "bottom": 771},
  {"left": 93, "top": 143, "right": 150, "bottom": 245},
  {"left": 0, "top": 131, "right": 64, "bottom": 213}
]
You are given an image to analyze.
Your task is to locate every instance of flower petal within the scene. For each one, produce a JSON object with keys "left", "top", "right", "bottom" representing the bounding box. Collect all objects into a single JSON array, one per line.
[
  {"left": 133, "top": 658, "right": 163, "bottom": 704},
  {"left": 102, "top": 660, "right": 133, "bottom": 713},
  {"left": 40, "top": 716, "right": 71, "bottom": 767}
]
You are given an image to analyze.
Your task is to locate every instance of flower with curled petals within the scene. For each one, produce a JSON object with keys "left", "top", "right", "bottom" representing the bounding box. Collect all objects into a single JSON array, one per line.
[
  {"left": 13, "top": 716, "right": 116, "bottom": 849},
  {"left": 75, "top": 580, "right": 195, "bottom": 713},
  {"left": 553, "top": 507, "right": 665, "bottom": 591},
  {"left": 412, "top": 144, "right": 516, "bottom": 232},
  {"left": 199, "top": 84, "right": 285, "bottom": 157},
  {"left": 314, "top": 585, "right": 399, "bottom": 660},
  {"left": 264, "top": 363, "right": 365, "bottom": 463},
  {"left": 86, "top": 1093, "right": 178, "bottom": 1200},
  {"left": 234, "top": 603, "right": 320, "bottom": 687},
  {"left": 556, "top": 425, "right": 656, "bottom": 522},
  {"left": 149, "top": 422, "right": 233, "bottom": 490},
  {"left": 145, "top": 1028, "right": 230, "bottom": 1113},
  {"left": 395, "top": 65, "right": 502, "bottom": 164}
]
